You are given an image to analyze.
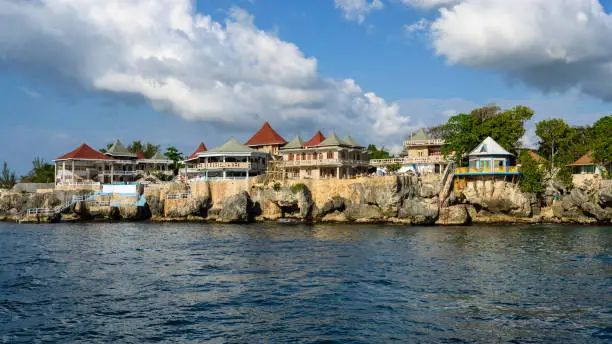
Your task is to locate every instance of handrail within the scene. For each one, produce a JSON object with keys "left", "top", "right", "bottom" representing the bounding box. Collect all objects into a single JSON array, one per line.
[
  {"left": 166, "top": 193, "right": 192, "bottom": 200},
  {"left": 370, "top": 156, "right": 448, "bottom": 166},
  {"left": 455, "top": 166, "right": 520, "bottom": 174},
  {"left": 280, "top": 159, "right": 369, "bottom": 167}
]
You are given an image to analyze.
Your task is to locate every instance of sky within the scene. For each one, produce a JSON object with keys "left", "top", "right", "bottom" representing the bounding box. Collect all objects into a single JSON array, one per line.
[{"left": 1, "top": 0, "right": 611, "bottom": 175}]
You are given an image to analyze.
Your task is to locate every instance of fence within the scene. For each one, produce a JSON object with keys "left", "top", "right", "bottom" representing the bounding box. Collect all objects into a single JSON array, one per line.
[
  {"left": 166, "top": 193, "right": 192, "bottom": 200},
  {"left": 455, "top": 166, "right": 520, "bottom": 174}
]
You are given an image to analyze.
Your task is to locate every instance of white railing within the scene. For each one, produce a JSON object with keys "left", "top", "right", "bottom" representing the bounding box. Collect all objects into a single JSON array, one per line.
[
  {"left": 72, "top": 195, "right": 92, "bottom": 202},
  {"left": 110, "top": 170, "right": 137, "bottom": 176},
  {"left": 404, "top": 139, "right": 444, "bottom": 146},
  {"left": 195, "top": 162, "right": 252, "bottom": 169},
  {"left": 88, "top": 200, "right": 110, "bottom": 207},
  {"left": 370, "top": 156, "right": 447, "bottom": 167},
  {"left": 26, "top": 208, "right": 55, "bottom": 215},
  {"left": 166, "top": 193, "right": 192, "bottom": 200},
  {"left": 57, "top": 181, "right": 101, "bottom": 187},
  {"left": 280, "top": 159, "right": 369, "bottom": 167}
]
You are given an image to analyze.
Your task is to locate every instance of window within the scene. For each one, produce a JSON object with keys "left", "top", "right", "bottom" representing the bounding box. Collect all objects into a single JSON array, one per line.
[
  {"left": 480, "top": 145, "right": 487, "bottom": 153},
  {"left": 288, "top": 153, "right": 294, "bottom": 161},
  {"left": 327, "top": 151, "right": 333, "bottom": 159}
]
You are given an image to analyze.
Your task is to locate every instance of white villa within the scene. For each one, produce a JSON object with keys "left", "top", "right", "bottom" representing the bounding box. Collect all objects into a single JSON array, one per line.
[
  {"left": 54, "top": 140, "right": 171, "bottom": 185},
  {"left": 184, "top": 138, "right": 269, "bottom": 181}
]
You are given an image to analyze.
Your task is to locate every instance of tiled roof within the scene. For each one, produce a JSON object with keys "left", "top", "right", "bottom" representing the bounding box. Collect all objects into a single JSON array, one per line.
[
  {"left": 282, "top": 136, "right": 305, "bottom": 150},
  {"left": 245, "top": 121, "right": 287, "bottom": 146},
  {"left": 316, "top": 132, "right": 347, "bottom": 147},
  {"left": 209, "top": 138, "right": 258, "bottom": 153},
  {"left": 469, "top": 137, "right": 513, "bottom": 157},
  {"left": 411, "top": 128, "right": 430, "bottom": 141},
  {"left": 187, "top": 142, "right": 208, "bottom": 159},
  {"left": 107, "top": 139, "right": 137, "bottom": 158},
  {"left": 151, "top": 151, "right": 169, "bottom": 160},
  {"left": 304, "top": 131, "right": 326, "bottom": 147},
  {"left": 342, "top": 135, "right": 362, "bottom": 148},
  {"left": 528, "top": 151, "right": 546, "bottom": 162},
  {"left": 56, "top": 143, "right": 114, "bottom": 161},
  {"left": 569, "top": 151, "right": 595, "bottom": 166}
]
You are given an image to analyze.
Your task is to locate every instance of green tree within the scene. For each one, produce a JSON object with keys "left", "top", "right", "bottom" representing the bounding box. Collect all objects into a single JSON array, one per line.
[
  {"left": 591, "top": 115, "right": 612, "bottom": 163},
  {"left": 387, "top": 163, "right": 402, "bottom": 173},
  {"left": 518, "top": 151, "right": 544, "bottom": 194},
  {"left": 366, "top": 144, "right": 392, "bottom": 159},
  {"left": 23, "top": 157, "right": 55, "bottom": 183},
  {"left": 99, "top": 143, "right": 113, "bottom": 153},
  {"left": 127, "top": 141, "right": 160, "bottom": 158},
  {"left": 440, "top": 105, "right": 534, "bottom": 165},
  {"left": 535, "top": 118, "right": 576, "bottom": 170},
  {"left": 0, "top": 161, "right": 17, "bottom": 189},
  {"left": 164, "top": 146, "right": 184, "bottom": 174}
]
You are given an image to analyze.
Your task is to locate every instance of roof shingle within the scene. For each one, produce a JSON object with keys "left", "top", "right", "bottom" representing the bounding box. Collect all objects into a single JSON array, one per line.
[
  {"left": 245, "top": 121, "right": 287, "bottom": 146},
  {"left": 304, "top": 131, "right": 326, "bottom": 147},
  {"left": 56, "top": 143, "right": 114, "bottom": 161}
]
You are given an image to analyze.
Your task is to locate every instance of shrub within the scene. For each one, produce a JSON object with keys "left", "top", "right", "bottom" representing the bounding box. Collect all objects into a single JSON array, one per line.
[
  {"left": 556, "top": 167, "right": 574, "bottom": 191},
  {"left": 518, "top": 151, "right": 544, "bottom": 194},
  {"left": 387, "top": 163, "right": 402, "bottom": 173},
  {"left": 290, "top": 183, "right": 307, "bottom": 194},
  {"left": 272, "top": 182, "right": 281, "bottom": 191}
]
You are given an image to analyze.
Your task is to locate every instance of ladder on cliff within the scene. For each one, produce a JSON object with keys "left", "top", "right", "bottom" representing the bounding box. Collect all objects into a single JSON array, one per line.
[{"left": 438, "top": 162, "right": 455, "bottom": 207}]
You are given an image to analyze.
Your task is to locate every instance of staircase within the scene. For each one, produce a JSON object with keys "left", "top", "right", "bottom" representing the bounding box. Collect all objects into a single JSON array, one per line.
[{"left": 438, "top": 162, "right": 455, "bottom": 207}]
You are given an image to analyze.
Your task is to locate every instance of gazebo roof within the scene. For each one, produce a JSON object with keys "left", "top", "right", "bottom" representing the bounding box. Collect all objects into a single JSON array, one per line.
[
  {"left": 316, "top": 132, "right": 348, "bottom": 147},
  {"left": 411, "top": 128, "right": 430, "bottom": 141},
  {"left": 282, "top": 136, "right": 305, "bottom": 150},
  {"left": 56, "top": 143, "right": 114, "bottom": 161},
  {"left": 342, "top": 135, "right": 362, "bottom": 148},
  {"left": 245, "top": 121, "right": 287, "bottom": 146},
  {"left": 187, "top": 142, "right": 208, "bottom": 159},
  {"left": 209, "top": 138, "right": 258, "bottom": 153},
  {"left": 469, "top": 137, "right": 513, "bottom": 157},
  {"left": 151, "top": 151, "right": 169, "bottom": 160},
  {"left": 107, "top": 139, "right": 137, "bottom": 158},
  {"left": 569, "top": 151, "right": 596, "bottom": 166},
  {"left": 304, "top": 131, "right": 326, "bottom": 147}
]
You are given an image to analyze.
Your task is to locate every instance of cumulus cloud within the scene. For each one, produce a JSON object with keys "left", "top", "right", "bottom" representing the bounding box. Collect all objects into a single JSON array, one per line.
[
  {"left": 0, "top": 0, "right": 409, "bottom": 146},
  {"left": 430, "top": 0, "right": 612, "bottom": 101},
  {"left": 335, "top": 0, "right": 384, "bottom": 23}
]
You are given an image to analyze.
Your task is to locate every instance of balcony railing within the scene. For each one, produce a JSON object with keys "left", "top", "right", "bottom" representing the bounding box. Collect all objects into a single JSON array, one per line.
[
  {"left": 404, "top": 139, "right": 444, "bottom": 146},
  {"left": 280, "top": 159, "right": 369, "bottom": 167},
  {"left": 455, "top": 166, "right": 520, "bottom": 174},
  {"left": 191, "top": 162, "right": 252, "bottom": 169},
  {"left": 370, "top": 156, "right": 447, "bottom": 166}
]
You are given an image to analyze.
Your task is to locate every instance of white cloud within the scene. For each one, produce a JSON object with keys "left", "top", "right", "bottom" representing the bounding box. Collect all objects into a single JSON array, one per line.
[
  {"left": 0, "top": 0, "right": 410, "bottom": 147},
  {"left": 401, "top": 0, "right": 464, "bottom": 10},
  {"left": 430, "top": 0, "right": 612, "bottom": 101},
  {"left": 335, "top": 0, "right": 384, "bottom": 23},
  {"left": 404, "top": 18, "right": 430, "bottom": 34},
  {"left": 19, "top": 86, "right": 41, "bottom": 99}
]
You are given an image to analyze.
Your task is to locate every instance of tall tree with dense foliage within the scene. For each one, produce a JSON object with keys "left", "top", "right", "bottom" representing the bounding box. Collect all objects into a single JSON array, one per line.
[
  {"left": 127, "top": 141, "right": 160, "bottom": 158},
  {"left": 164, "top": 146, "right": 184, "bottom": 174},
  {"left": 591, "top": 115, "right": 612, "bottom": 164},
  {"left": 22, "top": 157, "right": 55, "bottom": 183},
  {"left": 0, "top": 161, "right": 17, "bottom": 189},
  {"left": 518, "top": 151, "right": 544, "bottom": 194},
  {"left": 535, "top": 118, "right": 576, "bottom": 170},
  {"left": 439, "top": 105, "right": 534, "bottom": 165}
]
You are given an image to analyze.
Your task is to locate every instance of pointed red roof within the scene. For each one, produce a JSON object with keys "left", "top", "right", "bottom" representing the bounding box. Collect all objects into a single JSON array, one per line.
[
  {"left": 569, "top": 151, "right": 596, "bottom": 166},
  {"left": 188, "top": 142, "right": 208, "bottom": 159},
  {"left": 245, "top": 121, "right": 287, "bottom": 146},
  {"left": 136, "top": 151, "right": 145, "bottom": 159},
  {"left": 56, "top": 143, "right": 114, "bottom": 161},
  {"left": 304, "top": 131, "right": 326, "bottom": 147}
]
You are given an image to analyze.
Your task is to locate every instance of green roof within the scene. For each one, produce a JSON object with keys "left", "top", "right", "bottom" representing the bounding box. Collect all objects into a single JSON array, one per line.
[
  {"left": 209, "top": 138, "right": 259, "bottom": 153},
  {"left": 107, "top": 139, "right": 137, "bottom": 157},
  {"left": 282, "top": 136, "right": 305, "bottom": 150},
  {"left": 316, "top": 132, "right": 347, "bottom": 147},
  {"left": 342, "top": 135, "right": 362, "bottom": 147},
  {"left": 411, "top": 129, "right": 430, "bottom": 141},
  {"left": 151, "top": 151, "right": 168, "bottom": 160}
]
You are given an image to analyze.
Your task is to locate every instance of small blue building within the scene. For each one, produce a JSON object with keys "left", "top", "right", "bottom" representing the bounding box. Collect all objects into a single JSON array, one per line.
[{"left": 455, "top": 137, "right": 520, "bottom": 176}]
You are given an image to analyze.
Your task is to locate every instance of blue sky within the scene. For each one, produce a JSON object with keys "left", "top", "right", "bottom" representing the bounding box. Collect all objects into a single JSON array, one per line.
[{"left": 1, "top": 0, "right": 611, "bottom": 175}]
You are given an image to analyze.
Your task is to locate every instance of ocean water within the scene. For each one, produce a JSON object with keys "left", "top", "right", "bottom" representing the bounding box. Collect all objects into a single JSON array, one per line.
[{"left": 0, "top": 222, "right": 611, "bottom": 343}]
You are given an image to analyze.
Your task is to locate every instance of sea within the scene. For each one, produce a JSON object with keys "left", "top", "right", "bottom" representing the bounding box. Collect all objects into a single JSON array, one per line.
[{"left": 1, "top": 222, "right": 611, "bottom": 343}]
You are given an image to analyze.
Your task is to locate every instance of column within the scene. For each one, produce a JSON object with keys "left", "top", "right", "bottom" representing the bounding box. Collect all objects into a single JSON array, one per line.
[
  {"left": 62, "top": 162, "right": 66, "bottom": 183},
  {"left": 111, "top": 164, "right": 114, "bottom": 184},
  {"left": 71, "top": 160, "right": 75, "bottom": 182},
  {"left": 337, "top": 166, "right": 340, "bottom": 179},
  {"left": 54, "top": 163, "right": 57, "bottom": 184},
  {"left": 223, "top": 170, "right": 227, "bottom": 180}
]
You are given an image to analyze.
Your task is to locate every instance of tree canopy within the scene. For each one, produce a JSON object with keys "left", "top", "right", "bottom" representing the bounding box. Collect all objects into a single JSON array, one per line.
[
  {"left": 21, "top": 157, "right": 54, "bottom": 183},
  {"left": 366, "top": 144, "right": 393, "bottom": 160},
  {"left": 100, "top": 140, "right": 161, "bottom": 158},
  {"left": 437, "top": 105, "right": 534, "bottom": 164},
  {"left": 164, "top": 146, "right": 184, "bottom": 174},
  {"left": 0, "top": 161, "right": 17, "bottom": 189}
]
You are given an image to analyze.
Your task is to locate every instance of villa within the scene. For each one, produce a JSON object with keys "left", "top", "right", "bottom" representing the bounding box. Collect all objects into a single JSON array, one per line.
[
  {"left": 277, "top": 131, "right": 369, "bottom": 179},
  {"left": 54, "top": 140, "right": 171, "bottom": 185},
  {"left": 370, "top": 129, "right": 448, "bottom": 174},
  {"left": 569, "top": 151, "right": 611, "bottom": 175},
  {"left": 244, "top": 121, "right": 287, "bottom": 157},
  {"left": 183, "top": 138, "right": 269, "bottom": 181}
]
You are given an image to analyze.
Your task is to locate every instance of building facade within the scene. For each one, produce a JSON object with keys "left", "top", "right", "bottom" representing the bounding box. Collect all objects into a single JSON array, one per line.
[
  {"left": 454, "top": 137, "right": 520, "bottom": 176},
  {"left": 569, "top": 151, "right": 611, "bottom": 175},
  {"left": 54, "top": 140, "right": 171, "bottom": 185},
  {"left": 277, "top": 132, "right": 369, "bottom": 179},
  {"left": 184, "top": 138, "right": 269, "bottom": 181},
  {"left": 244, "top": 121, "right": 287, "bottom": 157}
]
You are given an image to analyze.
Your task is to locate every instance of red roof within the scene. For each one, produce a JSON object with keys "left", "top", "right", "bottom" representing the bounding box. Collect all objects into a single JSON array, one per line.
[
  {"left": 56, "top": 143, "right": 114, "bottom": 161},
  {"left": 528, "top": 151, "right": 546, "bottom": 162},
  {"left": 304, "top": 131, "right": 326, "bottom": 147},
  {"left": 188, "top": 142, "right": 208, "bottom": 159},
  {"left": 136, "top": 151, "right": 145, "bottom": 159},
  {"left": 569, "top": 151, "right": 595, "bottom": 166},
  {"left": 245, "top": 121, "right": 287, "bottom": 146}
]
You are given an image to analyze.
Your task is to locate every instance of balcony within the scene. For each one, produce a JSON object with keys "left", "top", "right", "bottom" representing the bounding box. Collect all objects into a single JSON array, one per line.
[
  {"left": 454, "top": 166, "right": 520, "bottom": 175},
  {"left": 404, "top": 139, "right": 444, "bottom": 146},
  {"left": 280, "top": 159, "right": 369, "bottom": 168},
  {"left": 370, "top": 156, "right": 447, "bottom": 167}
]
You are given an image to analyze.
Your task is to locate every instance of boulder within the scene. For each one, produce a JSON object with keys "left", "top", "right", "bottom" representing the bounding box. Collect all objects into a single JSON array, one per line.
[
  {"left": 597, "top": 184, "right": 612, "bottom": 208},
  {"left": 164, "top": 196, "right": 210, "bottom": 218},
  {"left": 145, "top": 195, "right": 164, "bottom": 217},
  {"left": 353, "top": 175, "right": 420, "bottom": 217},
  {"left": 344, "top": 204, "right": 383, "bottom": 221},
  {"left": 436, "top": 205, "right": 469, "bottom": 225},
  {"left": 419, "top": 183, "right": 437, "bottom": 198},
  {"left": 321, "top": 211, "right": 347, "bottom": 222},
  {"left": 462, "top": 180, "right": 534, "bottom": 218},
  {"left": 217, "top": 191, "right": 254, "bottom": 223},
  {"left": 398, "top": 198, "right": 439, "bottom": 225},
  {"left": 316, "top": 196, "right": 347, "bottom": 218}
]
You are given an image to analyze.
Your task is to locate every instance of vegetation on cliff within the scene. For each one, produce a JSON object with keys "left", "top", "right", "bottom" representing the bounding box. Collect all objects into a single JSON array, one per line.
[{"left": 0, "top": 161, "right": 16, "bottom": 189}]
